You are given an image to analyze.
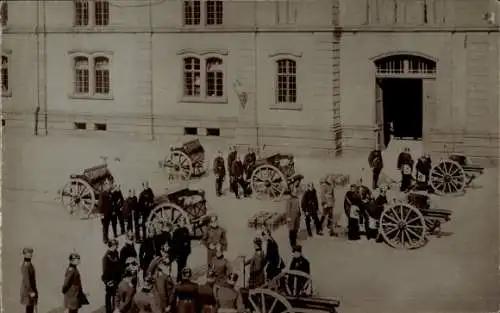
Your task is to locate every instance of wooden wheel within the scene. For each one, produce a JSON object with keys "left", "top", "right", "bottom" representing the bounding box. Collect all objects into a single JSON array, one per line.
[
  {"left": 248, "top": 288, "right": 293, "bottom": 313},
  {"left": 146, "top": 202, "right": 192, "bottom": 236},
  {"left": 429, "top": 159, "right": 466, "bottom": 196},
  {"left": 183, "top": 195, "right": 207, "bottom": 220},
  {"left": 164, "top": 151, "right": 193, "bottom": 181},
  {"left": 250, "top": 164, "right": 287, "bottom": 201},
  {"left": 60, "top": 178, "right": 96, "bottom": 219},
  {"left": 191, "top": 156, "right": 208, "bottom": 177},
  {"left": 379, "top": 203, "right": 426, "bottom": 249},
  {"left": 283, "top": 269, "right": 313, "bottom": 297}
]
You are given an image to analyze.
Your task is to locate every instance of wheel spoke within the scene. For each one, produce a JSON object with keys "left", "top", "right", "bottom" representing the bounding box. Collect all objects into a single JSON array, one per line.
[
  {"left": 384, "top": 226, "right": 399, "bottom": 236},
  {"left": 406, "top": 227, "right": 421, "bottom": 238},
  {"left": 400, "top": 230, "right": 405, "bottom": 247},
  {"left": 383, "top": 213, "right": 399, "bottom": 224},
  {"left": 268, "top": 297, "right": 278, "bottom": 313},
  {"left": 407, "top": 216, "right": 421, "bottom": 224},
  {"left": 389, "top": 207, "right": 401, "bottom": 222}
]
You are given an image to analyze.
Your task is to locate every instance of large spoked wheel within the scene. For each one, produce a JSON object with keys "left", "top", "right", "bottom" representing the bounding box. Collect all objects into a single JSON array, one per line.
[
  {"left": 283, "top": 270, "right": 313, "bottom": 297},
  {"left": 146, "top": 202, "right": 192, "bottom": 236},
  {"left": 379, "top": 203, "right": 426, "bottom": 249},
  {"left": 191, "top": 155, "right": 208, "bottom": 177},
  {"left": 429, "top": 159, "right": 466, "bottom": 196},
  {"left": 248, "top": 288, "right": 293, "bottom": 313},
  {"left": 60, "top": 178, "right": 96, "bottom": 219},
  {"left": 250, "top": 164, "right": 287, "bottom": 201},
  {"left": 164, "top": 151, "right": 193, "bottom": 181}
]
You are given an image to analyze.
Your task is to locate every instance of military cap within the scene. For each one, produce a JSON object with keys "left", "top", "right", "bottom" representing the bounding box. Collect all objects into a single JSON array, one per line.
[
  {"left": 292, "top": 245, "right": 302, "bottom": 253},
  {"left": 107, "top": 239, "right": 119, "bottom": 248},
  {"left": 181, "top": 267, "right": 192, "bottom": 278},
  {"left": 228, "top": 273, "right": 239, "bottom": 282},
  {"left": 22, "top": 247, "right": 34, "bottom": 254},
  {"left": 69, "top": 252, "right": 81, "bottom": 260}
]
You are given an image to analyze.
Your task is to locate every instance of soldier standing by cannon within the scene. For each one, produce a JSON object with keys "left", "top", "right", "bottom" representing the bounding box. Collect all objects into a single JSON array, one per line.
[
  {"left": 397, "top": 147, "right": 414, "bottom": 192},
  {"left": 99, "top": 180, "right": 114, "bottom": 244},
  {"left": 286, "top": 189, "right": 301, "bottom": 248},
  {"left": 213, "top": 150, "right": 226, "bottom": 197},
  {"left": 169, "top": 267, "right": 200, "bottom": 313},
  {"left": 302, "top": 183, "right": 323, "bottom": 236},
  {"left": 102, "top": 239, "right": 121, "bottom": 313},
  {"left": 20, "top": 247, "right": 38, "bottom": 313},
  {"left": 62, "top": 253, "right": 89, "bottom": 313},
  {"left": 231, "top": 155, "right": 246, "bottom": 199},
  {"left": 214, "top": 273, "right": 245, "bottom": 313},
  {"left": 227, "top": 146, "right": 237, "bottom": 193},
  {"left": 123, "top": 189, "right": 137, "bottom": 234},
  {"left": 139, "top": 226, "right": 156, "bottom": 280},
  {"left": 368, "top": 146, "right": 384, "bottom": 189},
  {"left": 243, "top": 147, "right": 257, "bottom": 180},
  {"left": 244, "top": 238, "right": 266, "bottom": 289},
  {"left": 201, "top": 215, "right": 228, "bottom": 266},
  {"left": 111, "top": 184, "right": 125, "bottom": 237},
  {"left": 319, "top": 177, "right": 336, "bottom": 236},
  {"left": 261, "top": 229, "right": 284, "bottom": 281},
  {"left": 415, "top": 154, "right": 432, "bottom": 191},
  {"left": 138, "top": 181, "right": 155, "bottom": 241},
  {"left": 172, "top": 218, "right": 192, "bottom": 282}
]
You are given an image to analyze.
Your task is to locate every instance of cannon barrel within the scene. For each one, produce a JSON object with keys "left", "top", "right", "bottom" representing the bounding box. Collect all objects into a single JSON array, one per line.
[
  {"left": 462, "top": 165, "right": 484, "bottom": 174},
  {"left": 286, "top": 296, "right": 340, "bottom": 313},
  {"left": 421, "top": 208, "right": 452, "bottom": 221}
]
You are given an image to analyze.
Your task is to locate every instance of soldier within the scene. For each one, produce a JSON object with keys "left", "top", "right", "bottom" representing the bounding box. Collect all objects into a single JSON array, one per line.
[
  {"left": 172, "top": 218, "right": 192, "bottom": 282},
  {"left": 115, "top": 268, "right": 138, "bottom": 313},
  {"left": 344, "top": 184, "right": 360, "bottom": 217},
  {"left": 138, "top": 181, "right": 155, "bottom": 240},
  {"left": 243, "top": 147, "right": 257, "bottom": 180},
  {"left": 416, "top": 154, "right": 432, "bottom": 190},
  {"left": 20, "top": 247, "right": 38, "bottom": 313},
  {"left": 124, "top": 257, "right": 140, "bottom": 281},
  {"left": 123, "top": 189, "right": 138, "bottom": 234},
  {"left": 111, "top": 183, "right": 126, "bottom": 237},
  {"left": 201, "top": 215, "right": 228, "bottom": 266},
  {"left": 261, "top": 229, "right": 284, "bottom": 281},
  {"left": 286, "top": 188, "right": 301, "bottom": 248},
  {"left": 198, "top": 270, "right": 217, "bottom": 313},
  {"left": 301, "top": 183, "right": 323, "bottom": 236},
  {"left": 99, "top": 180, "right": 114, "bottom": 244},
  {"left": 319, "top": 177, "right": 336, "bottom": 236},
  {"left": 214, "top": 273, "right": 245, "bottom": 313},
  {"left": 152, "top": 258, "right": 175, "bottom": 313},
  {"left": 62, "top": 253, "right": 89, "bottom": 313},
  {"left": 230, "top": 154, "right": 245, "bottom": 199},
  {"left": 244, "top": 238, "right": 266, "bottom": 289},
  {"left": 133, "top": 277, "right": 157, "bottom": 313},
  {"left": 147, "top": 244, "right": 171, "bottom": 278},
  {"left": 139, "top": 226, "right": 156, "bottom": 280},
  {"left": 213, "top": 150, "right": 226, "bottom": 197},
  {"left": 170, "top": 267, "right": 200, "bottom": 313},
  {"left": 227, "top": 146, "right": 237, "bottom": 186},
  {"left": 120, "top": 232, "right": 138, "bottom": 275},
  {"left": 288, "top": 245, "right": 310, "bottom": 297},
  {"left": 102, "top": 239, "right": 121, "bottom": 313},
  {"left": 153, "top": 221, "right": 172, "bottom": 257},
  {"left": 397, "top": 147, "right": 414, "bottom": 192},
  {"left": 211, "top": 245, "right": 232, "bottom": 286},
  {"left": 368, "top": 146, "right": 384, "bottom": 189}
]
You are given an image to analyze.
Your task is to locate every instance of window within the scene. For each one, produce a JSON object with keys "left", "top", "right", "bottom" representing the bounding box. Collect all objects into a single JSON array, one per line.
[
  {"left": 276, "top": 59, "right": 297, "bottom": 104},
  {"left": 206, "top": 0, "right": 223, "bottom": 25},
  {"left": 94, "top": 123, "right": 107, "bottom": 131},
  {"left": 74, "top": 122, "right": 87, "bottom": 130},
  {"left": 184, "top": 127, "right": 198, "bottom": 135},
  {"left": 1, "top": 1, "right": 7, "bottom": 27},
  {"left": 1, "top": 56, "right": 9, "bottom": 95},
  {"left": 375, "top": 55, "right": 436, "bottom": 77},
  {"left": 74, "top": 56, "right": 90, "bottom": 94},
  {"left": 206, "top": 128, "right": 220, "bottom": 136},
  {"left": 94, "top": 57, "right": 110, "bottom": 95},
  {"left": 74, "top": 0, "right": 89, "bottom": 26},
  {"left": 206, "top": 58, "right": 223, "bottom": 97},
  {"left": 94, "top": 0, "right": 109, "bottom": 26},
  {"left": 184, "top": 0, "right": 201, "bottom": 25},
  {"left": 182, "top": 56, "right": 225, "bottom": 101}
]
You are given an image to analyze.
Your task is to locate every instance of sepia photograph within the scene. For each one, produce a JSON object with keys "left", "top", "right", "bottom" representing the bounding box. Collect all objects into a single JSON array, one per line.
[{"left": 1, "top": 0, "right": 499, "bottom": 313}]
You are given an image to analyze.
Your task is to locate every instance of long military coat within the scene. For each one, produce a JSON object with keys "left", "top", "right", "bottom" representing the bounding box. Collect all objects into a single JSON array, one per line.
[{"left": 20, "top": 261, "right": 38, "bottom": 306}]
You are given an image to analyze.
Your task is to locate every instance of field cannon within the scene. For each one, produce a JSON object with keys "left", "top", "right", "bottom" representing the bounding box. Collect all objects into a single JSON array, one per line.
[
  {"left": 159, "top": 139, "right": 208, "bottom": 181},
  {"left": 249, "top": 152, "right": 304, "bottom": 202}
]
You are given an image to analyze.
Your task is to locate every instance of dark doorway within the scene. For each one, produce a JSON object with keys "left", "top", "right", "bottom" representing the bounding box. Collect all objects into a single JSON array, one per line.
[{"left": 381, "top": 78, "right": 423, "bottom": 147}]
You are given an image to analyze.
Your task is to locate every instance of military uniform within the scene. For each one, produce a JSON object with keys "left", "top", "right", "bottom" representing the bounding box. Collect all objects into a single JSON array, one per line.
[
  {"left": 102, "top": 246, "right": 122, "bottom": 313},
  {"left": 201, "top": 225, "right": 228, "bottom": 266},
  {"left": 20, "top": 258, "right": 38, "bottom": 313},
  {"left": 289, "top": 246, "right": 311, "bottom": 297},
  {"left": 62, "top": 264, "right": 88, "bottom": 313},
  {"left": 301, "top": 187, "right": 322, "bottom": 236},
  {"left": 214, "top": 283, "right": 245, "bottom": 313},
  {"left": 140, "top": 236, "right": 156, "bottom": 279},
  {"left": 245, "top": 249, "right": 266, "bottom": 289},
  {"left": 243, "top": 151, "right": 256, "bottom": 179},
  {"left": 99, "top": 189, "right": 114, "bottom": 243},
  {"left": 111, "top": 187, "right": 125, "bottom": 236},
  {"left": 213, "top": 155, "right": 226, "bottom": 196},
  {"left": 397, "top": 151, "right": 414, "bottom": 192},
  {"left": 368, "top": 149, "right": 384, "bottom": 189},
  {"left": 230, "top": 159, "right": 245, "bottom": 199},
  {"left": 319, "top": 180, "right": 335, "bottom": 235},
  {"left": 138, "top": 186, "right": 155, "bottom": 240},
  {"left": 123, "top": 193, "right": 138, "bottom": 233},
  {"left": 115, "top": 277, "right": 136, "bottom": 313},
  {"left": 120, "top": 241, "right": 138, "bottom": 275},
  {"left": 211, "top": 255, "right": 232, "bottom": 286},
  {"left": 172, "top": 226, "right": 191, "bottom": 282},
  {"left": 170, "top": 279, "right": 200, "bottom": 313},
  {"left": 152, "top": 267, "right": 174, "bottom": 312}
]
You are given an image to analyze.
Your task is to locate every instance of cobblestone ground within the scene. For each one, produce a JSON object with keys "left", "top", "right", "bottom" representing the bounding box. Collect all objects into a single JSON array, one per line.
[{"left": 2, "top": 131, "right": 499, "bottom": 313}]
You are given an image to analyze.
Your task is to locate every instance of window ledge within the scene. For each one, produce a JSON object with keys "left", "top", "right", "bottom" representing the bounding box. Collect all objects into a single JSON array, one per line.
[
  {"left": 270, "top": 103, "right": 303, "bottom": 111},
  {"left": 69, "top": 94, "right": 114, "bottom": 100},
  {"left": 2, "top": 91, "right": 12, "bottom": 98},
  {"left": 181, "top": 96, "right": 228, "bottom": 104}
]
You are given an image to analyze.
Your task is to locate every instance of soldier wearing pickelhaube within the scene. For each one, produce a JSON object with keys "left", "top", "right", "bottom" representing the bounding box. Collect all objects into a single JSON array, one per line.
[
  {"left": 198, "top": 270, "right": 217, "bottom": 313},
  {"left": 62, "top": 253, "right": 89, "bottom": 313},
  {"left": 20, "top": 247, "right": 38, "bottom": 313},
  {"left": 170, "top": 267, "right": 200, "bottom": 313},
  {"left": 102, "top": 239, "right": 121, "bottom": 313}
]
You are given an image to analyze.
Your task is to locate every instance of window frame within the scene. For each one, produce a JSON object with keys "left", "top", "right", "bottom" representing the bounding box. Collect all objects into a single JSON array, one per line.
[
  {"left": 73, "top": 0, "right": 110, "bottom": 27},
  {"left": 180, "top": 53, "right": 227, "bottom": 104},
  {"left": 1, "top": 1, "right": 8, "bottom": 28},
  {"left": 183, "top": 0, "right": 223, "bottom": 27},
  {"left": 270, "top": 54, "right": 302, "bottom": 110},
  {"left": 69, "top": 51, "right": 113, "bottom": 100},
  {"left": 74, "top": 0, "right": 90, "bottom": 26},
  {"left": 1, "top": 52, "right": 11, "bottom": 97}
]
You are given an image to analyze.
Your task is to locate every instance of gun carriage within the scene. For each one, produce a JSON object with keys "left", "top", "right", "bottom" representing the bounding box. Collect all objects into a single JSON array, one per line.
[
  {"left": 240, "top": 269, "right": 340, "bottom": 313},
  {"left": 159, "top": 139, "right": 208, "bottom": 181},
  {"left": 145, "top": 185, "right": 211, "bottom": 240},
  {"left": 60, "top": 163, "right": 114, "bottom": 218},
  {"left": 429, "top": 153, "right": 485, "bottom": 196},
  {"left": 249, "top": 153, "right": 304, "bottom": 202}
]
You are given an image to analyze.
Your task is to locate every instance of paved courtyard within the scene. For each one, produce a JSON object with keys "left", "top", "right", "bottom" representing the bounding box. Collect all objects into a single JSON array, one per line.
[{"left": 2, "top": 131, "right": 499, "bottom": 313}]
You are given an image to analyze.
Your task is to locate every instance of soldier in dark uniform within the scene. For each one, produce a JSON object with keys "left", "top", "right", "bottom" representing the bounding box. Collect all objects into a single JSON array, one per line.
[
  {"left": 133, "top": 277, "right": 157, "bottom": 313},
  {"left": 111, "top": 184, "right": 125, "bottom": 237},
  {"left": 102, "top": 239, "right": 121, "bottom": 313},
  {"left": 120, "top": 232, "right": 138, "bottom": 275},
  {"left": 244, "top": 238, "right": 266, "bottom": 289},
  {"left": 368, "top": 147, "right": 384, "bottom": 189},
  {"left": 172, "top": 218, "right": 192, "bottom": 282},
  {"left": 152, "top": 257, "right": 175, "bottom": 313},
  {"left": 415, "top": 154, "right": 432, "bottom": 191},
  {"left": 20, "top": 247, "right": 38, "bottom": 313},
  {"left": 211, "top": 246, "right": 232, "bottom": 286},
  {"left": 243, "top": 147, "right": 257, "bottom": 180},
  {"left": 397, "top": 147, "right": 414, "bottom": 192},
  {"left": 227, "top": 146, "right": 237, "bottom": 193},
  {"left": 261, "top": 229, "right": 284, "bottom": 281},
  {"left": 288, "top": 245, "right": 310, "bottom": 296},
  {"left": 139, "top": 226, "right": 156, "bottom": 280},
  {"left": 213, "top": 150, "right": 226, "bottom": 197},
  {"left": 370, "top": 187, "right": 388, "bottom": 242},
  {"left": 214, "top": 273, "right": 245, "bottom": 313},
  {"left": 138, "top": 181, "right": 155, "bottom": 240},
  {"left": 230, "top": 155, "right": 245, "bottom": 199},
  {"left": 99, "top": 180, "right": 114, "bottom": 244},
  {"left": 286, "top": 189, "right": 301, "bottom": 247},
  {"left": 115, "top": 268, "right": 137, "bottom": 313},
  {"left": 201, "top": 215, "right": 228, "bottom": 266},
  {"left": 170, "top": 267, "right": 200, "bottom": 313},
  {"left": 198, "top": 270, "right": 217, "bottom": 313},
  {"left": 344, "top": 185, "right": 361, "bottom": 241},
  {"left": 301, "top": 183, "right": 323, "bottom": 236},
  {"left": 153, "top": 221, "right": 172, "bottom": 257},
  {"left": 62, "top": 253, "right": 89, "bottom": 313},
  {"left": 123, "top": 189, "right": 138, "bottom": 234}
]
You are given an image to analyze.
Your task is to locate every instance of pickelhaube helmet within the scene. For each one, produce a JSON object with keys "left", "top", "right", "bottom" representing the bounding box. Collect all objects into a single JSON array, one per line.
[{"left": 69, "top": 252, "right": 81, "bottom": 261}]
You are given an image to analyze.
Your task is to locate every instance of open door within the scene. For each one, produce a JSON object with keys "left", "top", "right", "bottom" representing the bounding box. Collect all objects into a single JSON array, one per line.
[
  {"left": 375, "top": 78, "right": 385, "bottom": 148},
  {"left": 422, "top": 78, "right": 436, "bottom": 143}
]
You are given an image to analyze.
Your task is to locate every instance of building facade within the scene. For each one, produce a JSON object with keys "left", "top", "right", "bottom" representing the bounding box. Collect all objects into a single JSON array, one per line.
[{"left": 1, "top": 0, "right": 499, "bottom": 161}]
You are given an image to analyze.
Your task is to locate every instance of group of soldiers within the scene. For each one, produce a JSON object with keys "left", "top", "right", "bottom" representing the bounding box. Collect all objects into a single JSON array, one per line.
[{"left": 212, "top": 146, "right": 257, "bottom": 199}]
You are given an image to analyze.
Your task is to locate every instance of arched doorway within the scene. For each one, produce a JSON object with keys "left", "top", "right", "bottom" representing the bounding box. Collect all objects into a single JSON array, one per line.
[{"left": 374, "top": 54, "right": 437, "bottom": 148}]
